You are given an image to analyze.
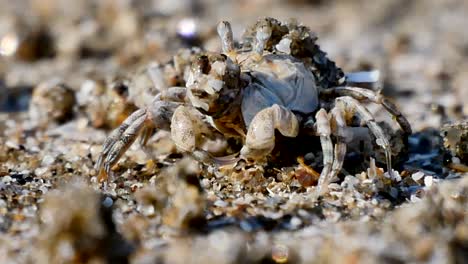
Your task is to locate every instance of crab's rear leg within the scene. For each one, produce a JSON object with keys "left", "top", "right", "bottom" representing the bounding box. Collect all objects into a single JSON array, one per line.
[
  {"left": 314, "top": 109, "right": 334, "bottom": 194},
  {"left": 326, "top": 86, "right": 412, "bottom": 135},
  {"left": 336, "top": 96, "right": 394, "bottom": 175},
  {"left": 329, "top": 102, "right": 348, "bottom": 181},
  {"left": 240, "top": 104, "right": 299, "bottom": 161}
]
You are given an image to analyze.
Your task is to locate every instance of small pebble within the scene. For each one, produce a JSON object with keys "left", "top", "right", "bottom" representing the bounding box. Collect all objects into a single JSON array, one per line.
[
  {"left": 214, "top": 200, "right": 228, "bottom": 207},
  {"left": 41, "top": 155, "right": 55, "bottom": 166},
  {"left": 289, "top": 216, "right": 302, "bottom": 229},
  {"left": 102, "top": 196, "right": 114, "bottom": 208},
  {"left": 424, "top": 176, "right": 434, "bottom": 187},
  {"left": 39, "top": 186, "right": 48, "bottom": 194},
  {"left": 138, "top": 205, "right": 155, "bottom": 217},
  {"left": 6, "top": 140, "right": 19, "bottom": 149},
  {"left": 2, "top": 176, "right": 13, "bottom": 184},
  {"left": 411, "top": 171, "right": 425, "bottom": 181},
  {"left": 272, "top": 244, "right": 289, "bottom": 263},
  {"left": 451, "top": 157, "right": 461, "bottom": 164},
  {"left": 201, "top": 178, "right": 211, "bottom": 188}
]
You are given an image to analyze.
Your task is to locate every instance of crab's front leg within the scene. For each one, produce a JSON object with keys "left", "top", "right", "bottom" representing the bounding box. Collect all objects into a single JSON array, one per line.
[
  {"left": 96, "top": 86, "right": 188, "bottom": 179},
  {"left": 96, "top": 100, "right": 180, "bottom": 179},
  {"left": 240, "top": 104, "right": 299, "bottom": 161}
]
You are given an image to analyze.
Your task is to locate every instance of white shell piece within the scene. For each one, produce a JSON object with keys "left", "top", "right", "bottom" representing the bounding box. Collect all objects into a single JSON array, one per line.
[{"left": 275, "top": 38, "right": 292, "bottom": 54}]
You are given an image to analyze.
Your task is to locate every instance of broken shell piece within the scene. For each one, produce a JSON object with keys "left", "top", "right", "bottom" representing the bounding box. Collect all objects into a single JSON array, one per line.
[{"left": 346, "top": 70, "right": 380, "bottom": 83}]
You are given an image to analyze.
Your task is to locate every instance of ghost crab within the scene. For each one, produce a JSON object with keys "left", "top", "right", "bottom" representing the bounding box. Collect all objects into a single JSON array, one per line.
[{"left": 96, "top": 18, "right": 412, "bottom": 192}]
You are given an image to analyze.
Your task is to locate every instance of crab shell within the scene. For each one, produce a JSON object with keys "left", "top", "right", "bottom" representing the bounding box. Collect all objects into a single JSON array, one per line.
[
  {"left": 240, "top": 53, "right": 319, "bottom": 126},
  {"left": 185, "top": 52, "right": 319, "bottom": 135}
]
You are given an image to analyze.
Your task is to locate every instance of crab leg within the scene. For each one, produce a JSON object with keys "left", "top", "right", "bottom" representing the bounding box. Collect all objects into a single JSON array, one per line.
[
  {"left": 315, "top": 109, "right": 334, "bottom": 194},
  {"left": 170, "top": 105, "right": 213, "bottom": 152},
  {"left": 241, "top": 104, "right": 299, "bottom": 160},
  {"left": 96, "top": 109, "right": 146, "bottom": 171},
  {"left": 103, "top": 114, "right": 147, "bottom": 175},
  {"left": 325, "top": 86, "right": 412, "bottom": 135},
  {"left": 96, "top": 101, "right": 180, "bottom": 179},
  {"left": 140, "top": 87, "right": 187, "bottom": 146},
  {"left": 336, "top": 96, "right": 393, "bottom": 175},
  {"left": 329, "top": 102, "right": 348, "bottom": 183}
]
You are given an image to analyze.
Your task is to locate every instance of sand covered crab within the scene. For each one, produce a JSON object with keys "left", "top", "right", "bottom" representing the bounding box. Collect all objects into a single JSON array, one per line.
[
  {"left": 442, "top": 120, "right": 468, "bottom": 167},
  {"left": 96, "top": 18, "right": 412, "bottom": 191}
]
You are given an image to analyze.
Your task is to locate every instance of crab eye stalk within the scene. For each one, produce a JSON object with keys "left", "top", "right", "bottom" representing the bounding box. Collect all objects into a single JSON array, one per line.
[
  {"left": 254, "top": 22, "right": 272, "bottom": 55},
  {"left": 217, "top": 21, "right": 234, "bottom": 54}
]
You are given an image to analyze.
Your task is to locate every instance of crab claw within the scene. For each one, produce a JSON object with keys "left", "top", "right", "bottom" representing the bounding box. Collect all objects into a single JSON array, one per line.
[{"left": 95, "top": 109, "right": 148, "bottom": 181}]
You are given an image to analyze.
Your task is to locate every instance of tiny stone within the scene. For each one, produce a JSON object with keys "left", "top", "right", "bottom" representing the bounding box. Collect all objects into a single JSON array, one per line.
[
  {"left": 393, "top": 170, "right": 402, "bottom": 182},
  {"left": 424, "top": 176, "right": 434, "bottom": 187},
  {"left": 39, "top": 186, "right": 48, "bottom": 194},
  {"left": 272, "top": 244, "right": 289, "bottom": 263},
  {"left": 303, "top": 152, "right": 315, "bottom": 163},
  {"left": 201, "top": 178, "right": 210, "bottom": 188},
  {"left": 41, "top": 155, "right": 55, "bottom": 166},
  {"left": 102, "top": 197, "right": 113, "bottom": 208},
  {"left": 289, "top": 216, "right": 302, "bottom": 229},
  {"left": 451, "top": 156, "right": 461, "bottom": 164},
  {"left": 2, "top": 176, "right": 13, "bottom": 183},
  {"left": 5, "top": 140, "right": 19, "bottom": 149},
  {"left": 139, "top": 205, "right": 155, "bottom": 216},
  {"left": 214, "top": 200, "right": 228, "bottom": 207}
]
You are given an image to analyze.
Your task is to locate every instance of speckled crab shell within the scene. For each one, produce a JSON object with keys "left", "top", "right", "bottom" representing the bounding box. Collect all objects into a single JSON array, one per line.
[{"left": 239, "top": 53, "right": 319, "bottom": 126}]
